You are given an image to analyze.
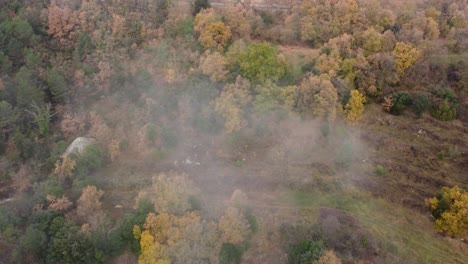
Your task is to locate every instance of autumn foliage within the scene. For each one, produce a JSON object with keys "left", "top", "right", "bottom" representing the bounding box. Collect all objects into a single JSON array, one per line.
[{"left": 426, "top": 186, "right": 468, "bottom": 238}]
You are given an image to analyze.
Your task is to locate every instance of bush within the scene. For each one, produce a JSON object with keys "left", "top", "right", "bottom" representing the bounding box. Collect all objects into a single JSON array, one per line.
[
  {"left": 390, "top": 92, "right": 412, "bottom": 115},
  {"left": 219, "top": 243, "right": 243, "bottom": 264},
  {"left": 411, "top": 94, "right": 429, "bottom": 117},
  {"left": 431, "top": 99, "right": 457, "bottom": 121},
  {"left": 193, "top": 0, "right": 211, "bottom": 16},
  {"left": 289, "top": 240, "right": 325, "bottom": 264},
  {"left": 375, "top": 165, "right": 386, "bottom": 175}
]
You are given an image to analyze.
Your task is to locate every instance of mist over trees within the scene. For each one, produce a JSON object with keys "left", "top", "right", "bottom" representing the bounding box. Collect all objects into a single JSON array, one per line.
[{"left": 0, "top": 0, "right": 467, "bottom": 263}]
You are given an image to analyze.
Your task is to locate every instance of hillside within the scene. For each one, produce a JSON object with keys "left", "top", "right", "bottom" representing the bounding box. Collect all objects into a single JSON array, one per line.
[{"left": 0, "top": 0, "right": 467, "bottom": 263}]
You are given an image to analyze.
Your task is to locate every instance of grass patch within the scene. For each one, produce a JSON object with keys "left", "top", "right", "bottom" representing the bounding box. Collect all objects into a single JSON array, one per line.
[{"left": 283, "top": 189, "right": 468, "bottom": 264}]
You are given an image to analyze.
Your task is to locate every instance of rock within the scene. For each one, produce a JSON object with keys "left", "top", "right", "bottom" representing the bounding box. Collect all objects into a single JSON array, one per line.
[{"left": 63, "top": 137, "right": 96, "bottom": 157}]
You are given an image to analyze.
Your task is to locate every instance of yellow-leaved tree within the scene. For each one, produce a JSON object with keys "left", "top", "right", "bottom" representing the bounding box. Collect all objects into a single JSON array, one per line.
[
  {"left": 393, "top": 42, "right": 421, "bottom": 75},
  {"left": 218, "top": 207, "right": 250, "bottom": 244},
  {"left": 199, "top": 22, "right": 232, "bottom": 51},
  {"left": 344, "top": 90, "right": 366, "bottom": 125},
  {"left": 426, "top": 186, "right": 468, "bottom": 238}
]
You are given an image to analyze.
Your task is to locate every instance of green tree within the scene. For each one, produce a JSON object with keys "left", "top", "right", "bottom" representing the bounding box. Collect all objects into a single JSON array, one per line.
[
  {"left": 0, "top": 101, "right": 16, "bottom": 128},
  {"left": 47, "top": 68, "right": 68, "bottom": 99},
  {"left": 289, "top": 240, "right": 325, "bottom": 264},
  {"left": 238, "top": 42, "right": 287, "bottom": 83},
  {"left": 15, "top": 66, "right": 45, "bottom": 108},
  {"left": 29, "top": 103, "right": 54, "bottom": 137}
]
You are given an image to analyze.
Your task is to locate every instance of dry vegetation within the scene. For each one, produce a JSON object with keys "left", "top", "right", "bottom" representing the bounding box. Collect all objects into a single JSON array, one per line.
[{"left": 0, "top": 0, "right": 467, "bottom": 263}]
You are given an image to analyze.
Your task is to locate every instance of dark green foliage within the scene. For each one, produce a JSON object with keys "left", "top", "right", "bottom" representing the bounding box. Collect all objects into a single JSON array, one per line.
[
  {"left": 411, "top": 94, "right": 429, "bottom": 117},
  {"left": 431, "top": 99, "right": 457, "bottom": 121},
  {"left": 114, "top": 199, "right": 153, "bottom": 254},
  {"left": 219, "top": 243, "right": 243, "bottom": 264},
  {"left": 193, "top": 0, "right": 211, "bottom": 16},
  {"left": 0, "top": 100, "right": 16, "bottom": 128},
  {"left": 301, "top": 59, "right": 319, "bottom": 75},
  {"left": 44, "top": 140, "right": 70, "bottom": 172},
  {"left": 17, "top": 226, "right": 48, "bottom": 261},
  {"left": 13, "top": 130, "right": 39, "bottom": 160},
  {"left": 47, "top": 68, "right": 68, "bottom": 99},
  {"left": 432, "top": 87, "right": 458, "bottom": 104},
  {"left": 390, "top": 92, "right": 412, "bottom": 115},
  {"left": 15, "top": 66, "right": 45, "bottom": 108},
  {"left": 74, "top": 32, "right": 95, "bottom": 61},
  {"left": 289, "top": 240, "right": 325, "bottom": 264},
  {"left": 0, "top": 50, "right": 12, "bottom": 73},
  {"left": 47, "top": 222, "right": 97, "bottom": 264},
  {"left": 24, "top": 49, "right": 43, "bottom": 69},
  {"left": 73, "top": 145, "right": 104, "bottom": 178},
  {"left": 431, "top": 190, "right": 451, "bottom": 219},
  {"left": 0, "top": 16, "right": 34, "bottom": 66}
]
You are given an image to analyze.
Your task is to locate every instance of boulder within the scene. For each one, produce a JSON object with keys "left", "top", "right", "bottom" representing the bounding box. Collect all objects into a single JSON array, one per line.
[{"left": 63, "top": 137, "right": 96, "bottom": 157}]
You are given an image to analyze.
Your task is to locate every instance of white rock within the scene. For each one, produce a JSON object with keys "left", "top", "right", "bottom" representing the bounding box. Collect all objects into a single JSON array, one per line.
[{"left": 63, "top": 137, "right": 96, "bottom": 157}]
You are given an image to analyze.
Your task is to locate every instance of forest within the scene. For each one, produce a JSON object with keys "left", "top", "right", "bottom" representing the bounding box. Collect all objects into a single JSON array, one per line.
[{"left": 0, "top": 0, "right": 467, "bottom": 263}]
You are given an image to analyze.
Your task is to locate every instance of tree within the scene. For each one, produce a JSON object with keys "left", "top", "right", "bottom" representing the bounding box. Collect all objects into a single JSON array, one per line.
[
  {"left": 15, "top": 66, "right": 44, "bottom": 109},
  {"left": 76, "top": 185, "right": 106, "bottom": 230},
  {"left": 29, "top": 103, "right": 54, "bottom": 137},
  {"left": 238, "top": 42, "right": 287, "bottom": 83},
  {"left": 199, "top": 22, "right": 232, "bottom": 51},
  {"left": 214, "top": 77, "right": 252, "bottom": 133},
  {"left": 139, "top": 231, "right": 170, "bottom": 264},
  {"left": 289, "top": 240, "right": 325, "bottom": 264},
  {"left": 193, "top": 0, "right": 211, "bottom": 16},
  {"left": 393, "top": 42, "right": 421, "bottom": 75},
  {"left": 0, "top": 101, "right": 16, "bottom": 128},
  {"left": 296, "top": 75, "right": 338, "bottom": 121},
  {"left": 200, "top": 51, "right": 228, "bottom": 82},
  {"left": 47, "top": 68, "right": 68, "bottom": 99},
  {"left": 219, "top": 207, "right": 250, "bottom": 244},
  {"left": 222, "top": 3, "right": 251, "bottom": 39},
  {"left": 426, "top": 186, "right": 468, "bottom": 237},
  {"left": 359, "top": 27, "right": 383, "bottom": 56},
  {"left": 344, "top": 90, "right": 366, "bottom": 125},
  {"left": 47, "top": 2, "right": 78, "bottom": 45},
  {"left": 194, "top": 8, "right": 218, "bottom": 33},
  {"left": 143, "top": 172, "right": 200, "bottom": 214}
]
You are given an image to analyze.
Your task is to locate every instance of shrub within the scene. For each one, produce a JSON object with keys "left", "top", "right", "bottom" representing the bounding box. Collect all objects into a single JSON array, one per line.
[
  {"left": 431, "top": 99, "right": 456, "bottom": 121},
  {"left": 219, "top": 243, "right": 243, "bottom": 264},
  {"left": 411, "top": 94, "right": 429, "bottom": 117},
  {"left": 375, "top": 165, "right": 386, "bottom": 175},
  {"left": 193, "top": 0, "right": 211, "bottom": 16},
  {"left": 289, "top": 240, "right": 325, "bottom": 264},
  {"left": 390, "top": 92, "right": 412, "bottom": 115}
]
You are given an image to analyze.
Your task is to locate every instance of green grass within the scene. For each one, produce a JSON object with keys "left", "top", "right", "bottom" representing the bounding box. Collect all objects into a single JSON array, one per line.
[{"left": 283, "top": 189, "right": 468, "bottom": 264}]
